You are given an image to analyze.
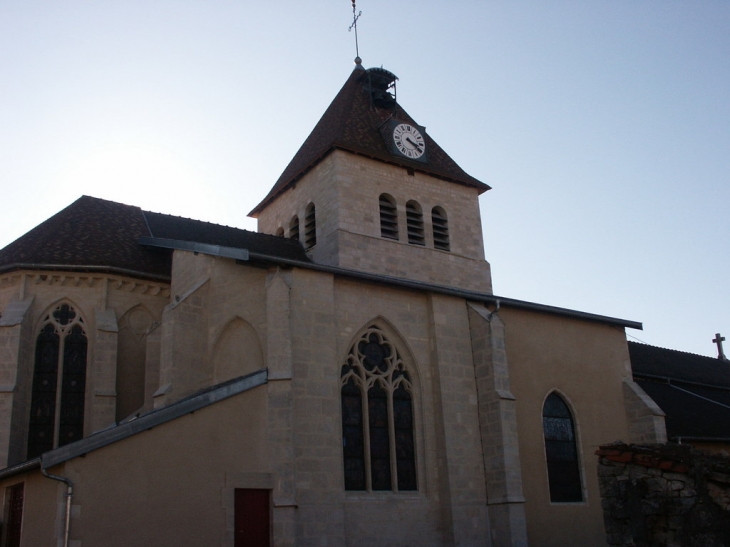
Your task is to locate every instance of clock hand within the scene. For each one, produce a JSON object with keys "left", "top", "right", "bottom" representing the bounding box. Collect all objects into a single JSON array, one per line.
[{"left": 405, "top": 136, "right": 423, "bottom": 150}]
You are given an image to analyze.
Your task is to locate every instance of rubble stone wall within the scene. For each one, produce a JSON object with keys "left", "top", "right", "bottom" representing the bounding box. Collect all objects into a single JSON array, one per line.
[{"left": 596, "top": 443, "right": 730, "bottom": 546}]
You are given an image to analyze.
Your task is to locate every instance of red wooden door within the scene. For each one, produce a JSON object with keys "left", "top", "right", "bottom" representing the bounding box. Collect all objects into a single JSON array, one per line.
[{"left": 234, "top": 489, "right": 270, "bottom": 547}]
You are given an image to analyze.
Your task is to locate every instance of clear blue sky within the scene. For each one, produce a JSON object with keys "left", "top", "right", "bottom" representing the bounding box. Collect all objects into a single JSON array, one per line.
[{"left": 1, "top": 1, "right": 728, "bottom": 357}]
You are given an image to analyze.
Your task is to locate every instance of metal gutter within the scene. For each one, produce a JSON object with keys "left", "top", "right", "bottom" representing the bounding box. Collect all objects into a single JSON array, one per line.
[
  {"left": 138, "top": 237, "right": 250, "bottom": 261},
  {"left": 0, "top": 458, "right": 40, "bottom": 480},
  {"left": 136, "top": 237, "right": 642, "bottom": 330},
  {"left": 41, "top": 369, "right": 267, "bottom": 469},
  {"left": 245, "top": 251, "right": 644, "bottom": 330}
]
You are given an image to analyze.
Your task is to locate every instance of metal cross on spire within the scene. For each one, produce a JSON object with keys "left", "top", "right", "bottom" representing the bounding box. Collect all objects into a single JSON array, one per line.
[
  {"left": 713, "top": 333, "right": 728, "bottom": 361},
  {"left": 349, "top": 0, "right": 362, "bottom": 65}
]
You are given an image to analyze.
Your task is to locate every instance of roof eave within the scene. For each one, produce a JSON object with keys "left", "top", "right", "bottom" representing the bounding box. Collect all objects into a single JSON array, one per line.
[{"left": 0, "top": 263, "right": 171, "bottom": 283}]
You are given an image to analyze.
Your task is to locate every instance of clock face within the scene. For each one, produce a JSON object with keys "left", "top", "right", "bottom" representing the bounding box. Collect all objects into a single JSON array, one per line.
[{"left": 392, "top": 123, "right": 426, "bottom": 159}]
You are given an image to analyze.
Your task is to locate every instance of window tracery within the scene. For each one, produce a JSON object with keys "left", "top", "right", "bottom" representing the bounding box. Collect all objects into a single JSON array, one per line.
[
  {"left": 27, "top": 303, "right": 87, "bottom": 459},
  {"left": 341, "top": 326, "right": 416, "bottom": 491}
]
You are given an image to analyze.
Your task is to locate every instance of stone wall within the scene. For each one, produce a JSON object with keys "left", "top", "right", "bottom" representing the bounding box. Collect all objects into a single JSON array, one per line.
[{"left": 596, "top": 442, "right": 730, "bottom": 546}]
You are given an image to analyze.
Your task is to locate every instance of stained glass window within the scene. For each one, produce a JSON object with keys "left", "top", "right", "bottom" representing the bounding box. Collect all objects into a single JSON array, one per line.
[
  {"left": 27, "top": 304, "right": 87, "bottom": 459},
  {"left": 341, "top": 326, "right": 417, "bottom": 491},
  {"left": 543, "top": 392, "right": 583, "bottom": 502}
]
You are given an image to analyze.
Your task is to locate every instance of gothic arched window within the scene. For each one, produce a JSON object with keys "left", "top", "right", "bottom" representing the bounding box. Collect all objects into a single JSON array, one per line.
[
  {"left": 379, "top": 194, "right": 398, "bottom": 240},
  {"left": 27, "top": 303, "right": 87, "bottom": 459},
  {"left": 304, "top": 203, "right": 316, "bottom": 249},
  {"left": 341, "top": 326, "right": 416, "bottom": 492},
  {"left": 405, "top": 201, "right": 425, "bottom": 246},
  {"left": 542, "top": 392, "right": 583, "bottom": 503},
  {"left": 431, "top": 206, "right": 450, "bottom": 251}
]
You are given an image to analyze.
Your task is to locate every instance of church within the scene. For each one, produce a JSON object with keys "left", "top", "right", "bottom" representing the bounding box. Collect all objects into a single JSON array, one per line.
[{"left": 0, "top": 61, "right": 667, "bottom": 546}]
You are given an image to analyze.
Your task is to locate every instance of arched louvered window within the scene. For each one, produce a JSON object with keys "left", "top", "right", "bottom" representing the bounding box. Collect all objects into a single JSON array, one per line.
[
  {"left": 432, "top": 206, "right": 450, "bottom": 251},
  {"left": 289, "top": 216, "right": 300, "bottom": 242},
  {"left": 28, "top": 303, "right": 87, "bottom": 459},
  {"left": 543, "top": 392, "right": 583, "bottom": 502},
  {"left": 341, "top": 326, "right": 417, "bottom": 492},
  {"left": 379, "top": 194, "right": 398, "bottom": 240},
  {"left": 405, "top": 201, "right": 425, "bottom": 246},
  {"left": 304, "top": 203, "right": 316, "bottom": 249}
]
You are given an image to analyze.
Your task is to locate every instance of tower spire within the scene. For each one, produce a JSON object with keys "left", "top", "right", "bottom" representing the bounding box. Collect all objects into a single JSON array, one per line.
[{"left": 349, "top": 0, "right": 362, "bottom": 65}]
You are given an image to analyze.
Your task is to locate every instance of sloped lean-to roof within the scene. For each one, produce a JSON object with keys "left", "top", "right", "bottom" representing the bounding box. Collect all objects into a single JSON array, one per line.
[
  {"left": 249, "top": 65, "right": 490, "bottom": 216},
  {"left": 0, "top": 370, "right": 267, "bottom": 478},
  {"left": 630, "top": 341, "right": 730, "bottom": 442}
]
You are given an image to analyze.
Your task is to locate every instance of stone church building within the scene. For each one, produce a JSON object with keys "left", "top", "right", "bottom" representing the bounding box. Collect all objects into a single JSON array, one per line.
[{"left": 0, "top": 63, "right": 666, "bottom": 546}]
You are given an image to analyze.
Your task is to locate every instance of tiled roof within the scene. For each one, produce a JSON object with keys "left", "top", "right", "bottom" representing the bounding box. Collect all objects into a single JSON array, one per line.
[
  {"left": 0, "top": 196, "right": 310, "bottom": 281},
  {"left": 249, "top": 66, "right": 489, "bottom": 216},
  {"left": 630, "top": 341, "right": 730, "bottom": 441},
  {"left": 0, "top": 196, "right": 170, "bottom": 279},
  {"left": 630, "top": 341, "right": 730, "bottom": 388}
]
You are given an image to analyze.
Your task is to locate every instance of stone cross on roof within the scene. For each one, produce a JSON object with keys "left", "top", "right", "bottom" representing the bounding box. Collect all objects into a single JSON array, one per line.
[{"left": 713, "top": 333, "right": 728, "bottom": 361}]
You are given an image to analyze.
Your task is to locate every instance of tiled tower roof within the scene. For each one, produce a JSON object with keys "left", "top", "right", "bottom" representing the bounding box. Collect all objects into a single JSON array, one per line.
[{"left": 249, "top": 66, "right": 489, "bottom": 216}]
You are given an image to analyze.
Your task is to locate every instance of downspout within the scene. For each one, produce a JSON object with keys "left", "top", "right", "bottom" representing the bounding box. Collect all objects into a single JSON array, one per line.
[{"left": 41, "top": 468, "right": 73, "bottom": 547}]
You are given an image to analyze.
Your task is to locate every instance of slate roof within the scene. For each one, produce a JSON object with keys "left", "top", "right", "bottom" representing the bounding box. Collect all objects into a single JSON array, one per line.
[
  {"left": 630, "top": 341, "right": 730, "bottom": 441},
  {"left": 0, "top": 196, "right": 310, "bottom": 281},
  {"left": 249, "top": 65, "right": 490, "bottom": 216}
]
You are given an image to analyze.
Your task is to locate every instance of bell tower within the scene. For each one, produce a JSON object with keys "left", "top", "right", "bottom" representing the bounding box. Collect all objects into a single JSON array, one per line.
[{"left": 249, "top": 64, "right": 493, "bottom": 294}]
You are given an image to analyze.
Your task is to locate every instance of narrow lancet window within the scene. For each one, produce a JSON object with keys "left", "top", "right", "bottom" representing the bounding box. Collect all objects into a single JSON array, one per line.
[
  {"left": 543, "top": 392, "right": 583, "bottom": 502},
  {"left": 304, "top": 203, "right": 316, "bottom": 249},
  {"left": 28, "top": 304, "right": 87, "bottom": 459},
  {"left": 405, "top": 201, "right": 425, "bottom": 246},
  {"left": 341, "top": 326, "right": 417, "bottom": 491},
  {"left": 379, "top": 194, "right": 398, "bottom": 240},
  {"left": 432, "top": 206, "right": 450, "bottom": 251},
  {"left": 289, "top": 215, "right": 300, "bottom": 242}
]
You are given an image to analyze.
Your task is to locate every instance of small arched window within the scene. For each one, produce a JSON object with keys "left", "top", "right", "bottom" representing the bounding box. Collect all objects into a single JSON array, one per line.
[
  {"left": 379, "top": 194, "right": 398, "bottom": 240},
  {"left": 304, "top": 203, "right": 316, "bottom": 249},
  {"left": 289, "top": 216, "right": 300, "bottom": 242},
  {"left": 341, "top": 326, "right": 417, "bottom": 492},
  {"left": 275, "top": 227, "right": 284, "bottom": 237},
  {"left": 405, "top": 201, "right": 425, "bottom": 246},
  {"left": 28, "top": 303, "right": 88, "bottom": 459},
  {"left": 542, "top": 392, "right": 583, "bottom": 502},
  {"left": 432, "top": 206, "right": 450, "bottom": 251}
]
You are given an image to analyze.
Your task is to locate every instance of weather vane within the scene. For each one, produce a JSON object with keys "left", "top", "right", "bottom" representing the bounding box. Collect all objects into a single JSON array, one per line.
[{"left": 349, "top": 0, "right": 362, "bottom": 65}]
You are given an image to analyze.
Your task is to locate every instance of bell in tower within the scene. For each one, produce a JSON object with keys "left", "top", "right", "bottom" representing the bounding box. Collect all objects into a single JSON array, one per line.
[{"left": 364, "top": 67, "right": 397, "bottom": 109}]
